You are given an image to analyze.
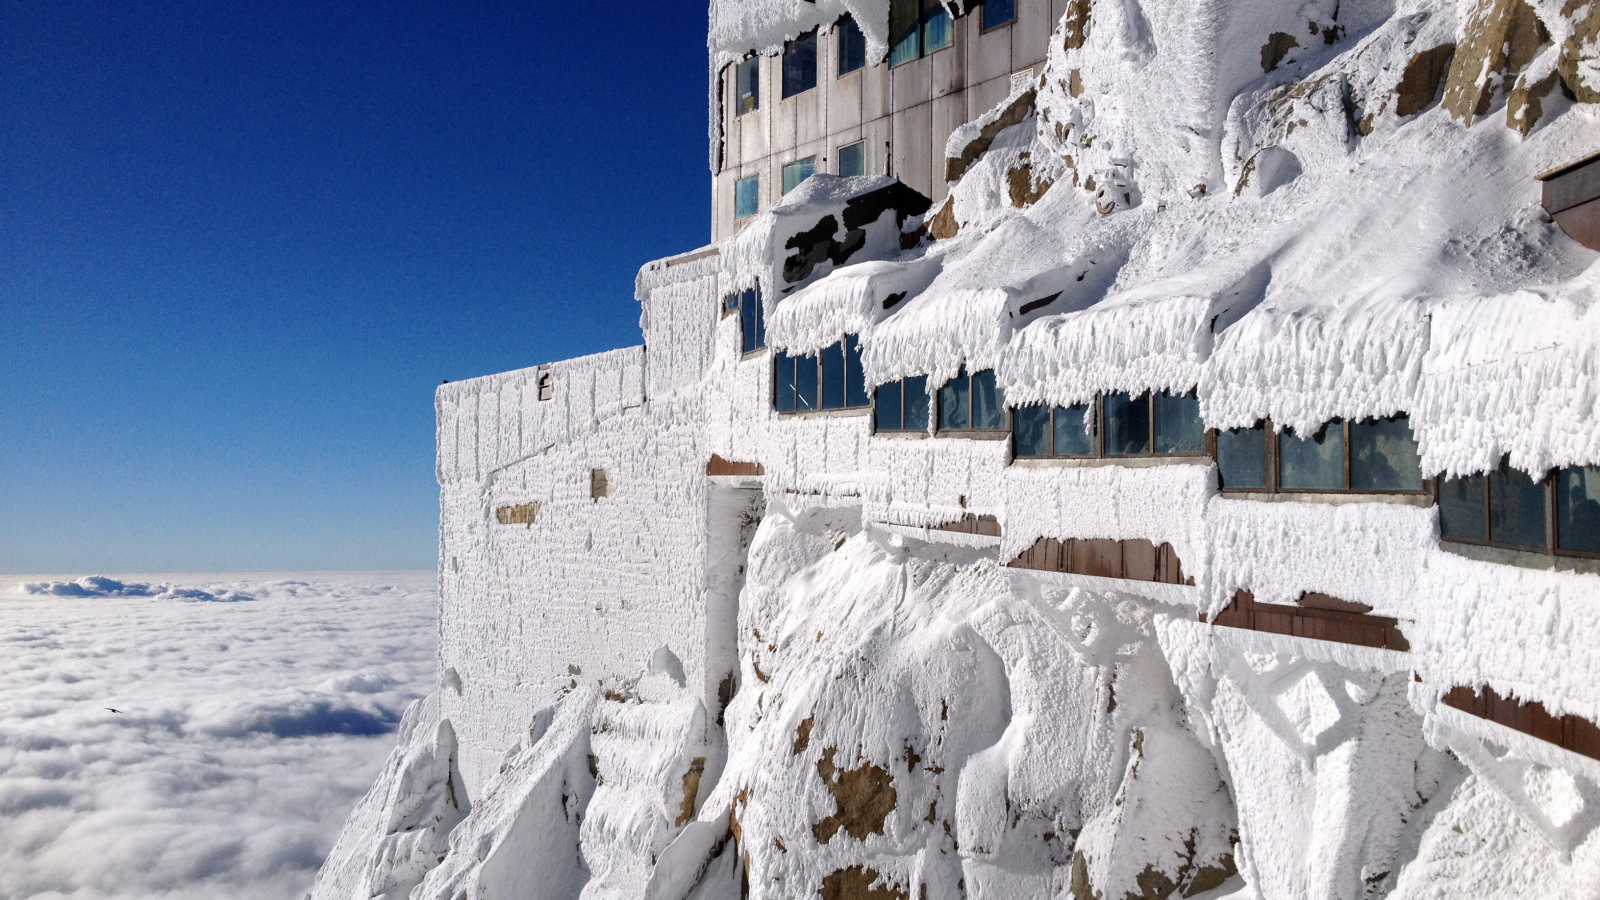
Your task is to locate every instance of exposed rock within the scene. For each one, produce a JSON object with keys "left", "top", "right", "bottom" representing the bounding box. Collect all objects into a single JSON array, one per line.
[
  {"left": 1062, "top": 0, "right": 1092, "bottom": 50},
  {"left": 1507, "top": 68, "right": 1560, "bottom": 134},
  {"left": 946, "top": 89, "right": 1037, "bottom": 183},
  {"left": 1007, "top": 162, "right": 1054, "bottom": 207},
  {"left": 1558, "top": 0, "right": 1600, "bottom": 102},
  {"left": 1395, "top": 43, "right": 1456, "bottom": 117},
  {"left": 819, "top": 866, "right": 909, "bottom": 900},
  {"left": 927, "top": 196, "right": 960, "bottom": 239},
  {"left": 675, "top": 756, "right": 706, "bottom": 826},
  {"left": 812, "top": 747, "right": 897, "bottom": 843},
  {"left": 1441, "top": 0, "right": 1548, "bottom": 123},
  {"left": 1261, "top": 31, "right": 1301, "bottom": 72}
]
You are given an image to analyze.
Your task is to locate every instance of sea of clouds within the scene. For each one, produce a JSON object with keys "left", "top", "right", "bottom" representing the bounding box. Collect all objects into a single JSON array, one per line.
[{"left": 0, "top": 572, "right": 437, "bottom": 900}]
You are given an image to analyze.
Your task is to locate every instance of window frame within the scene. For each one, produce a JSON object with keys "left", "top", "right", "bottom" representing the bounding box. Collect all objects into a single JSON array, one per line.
[
  {"left": 872, "top": 376, "right": 931, "bottom": 435},
  {"left": 734, "top": 56, "right": 760, "bottom": 117},
  {"left": 782, "top": 30, "right": 818, "bottom": 99},
  {"left": 726, "top": 286, "right": 766, "bottom": 356},
  {"left": 1216, "top": 415, "right": 1433, "bottom": 497},
  {"left": 1011, "top": 391, "right": 1211, "bottom": 461},
  {"left": 935, "top": 368, "right": 1010, "bottom": 439},
  {"left": 837, "top": 140, "right": 866, "bottom": 177},
  {"left": 773, "top": 335, "right": 871, "bottom": 416},
  {"left": 1440, "top": 461, "right": 1600, "bottom": 561}
]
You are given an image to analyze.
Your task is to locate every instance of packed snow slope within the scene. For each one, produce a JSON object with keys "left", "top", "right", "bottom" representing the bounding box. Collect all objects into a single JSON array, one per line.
[{"left": 316, "top": 0, "right": 1600, "bottom": 897}]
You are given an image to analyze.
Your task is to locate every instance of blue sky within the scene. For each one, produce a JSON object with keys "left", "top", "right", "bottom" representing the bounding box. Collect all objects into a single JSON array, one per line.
[{"left": 1, "top": 1, "right": 710, "bottom": 572}]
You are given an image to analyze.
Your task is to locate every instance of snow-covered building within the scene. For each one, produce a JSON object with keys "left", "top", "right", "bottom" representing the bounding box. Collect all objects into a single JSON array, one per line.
[{"left": 315, "top": 1, "right": 1600, "bottom": 898}]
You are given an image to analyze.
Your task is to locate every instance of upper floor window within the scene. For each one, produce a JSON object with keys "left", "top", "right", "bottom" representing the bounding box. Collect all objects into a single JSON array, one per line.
[
  {"left": 1013, "top": 390, "right": 1203, "bottom": 460},
  {"left": 1440, "top": 460, "right": 1599, "bottom": 557},
  {"left": 775, "top": 335, "right": 869, "bottom": 413},
  {"left": 982, "top": 0, "right": 1016, "bottom": 29},
  {"left": 938, "top": 368, "right": 1007, "bottom": 433},
  {"left": 735, "top": 57, "right": 759, "bottom": 115},
  {"left": 782, "top": 157, "right": 817, "bottom": 195},
  {"left": 783, "top": 31, "right": 818, "bottom": 98},
  {"left": 890, "top": 0, "right": 953, "bottom": 67},
  {"left": 838, "top": 15, "right": 867, "bottom": 75},
  {"left": 838, "top": 141, "right": 866, "bottom": 177},
  {"left": 875, "top": 376, "right": 930, "bottom": 432},
  {"left": 1216, "top": 413, "right": 1424, "bottom": 493},
  {"left": 735, "top": 175, "right": 760, "bottom": 220},
  {"left": 725, "top": 286, "right": 765, "bottom": 354}
]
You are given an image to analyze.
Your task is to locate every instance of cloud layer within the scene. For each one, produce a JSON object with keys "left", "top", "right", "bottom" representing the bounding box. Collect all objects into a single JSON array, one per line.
[{"left": 0, "top": 572, "right": 437, "bottom": 900}]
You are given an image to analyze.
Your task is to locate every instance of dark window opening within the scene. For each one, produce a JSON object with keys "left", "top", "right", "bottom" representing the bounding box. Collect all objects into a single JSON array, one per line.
[
  {"left": 735, "top": 57, "right": 759, "bottom": 115},
  {"left": 1219, "top": 414, "right": 1426, "bottom": 495},
  {"left": 1440, "top": 458, "right": 1557, "bottom": 552},
  {"left": 938, "top": 368, "right": 1007, "bottom": 433},
  {"left": 1012, "top": 390, "right": 1203, "bottom": 461},
  {"left": 783, "top": 31, "right": 818, "bottom": 98},
  {"left": 891, "top": 0, "right": 953, "bottom": 66},
  {"left": 838, "top": 15, "right": 867, "bottom": 75},
  {"left": 838, "top": 141, "right": 866, "bottom": 177},
  {"left": 874, "top": 375, "right": 930, "bottom": 432},
  {"left": 1013, "top": 403, "right": 1093, "bottom": 458},
  {"left": 775, "top": 335, "right": 869, "bottom": 414},
  {"left": 982, "top": 0, "right": 1016, "bottom": 29},
  {"left": 736, "top": 287, "right": 765, "bottom": 354},
  {"left": 536, "top": 369, "right": 554, "bottom": 402},
  {"left": 1558, "top": 465, "right": 1600, "bottom": 554}
]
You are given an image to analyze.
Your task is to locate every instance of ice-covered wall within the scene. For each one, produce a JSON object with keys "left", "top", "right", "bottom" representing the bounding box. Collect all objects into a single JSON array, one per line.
[{"left": 315, "top": 0, "right": 1600, "bottom": 896}]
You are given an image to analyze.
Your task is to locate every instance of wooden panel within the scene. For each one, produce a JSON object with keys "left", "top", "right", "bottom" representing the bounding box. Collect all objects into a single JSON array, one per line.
[
  {"left": 1443, "top": 684, "right": 1600, "bottom": 762},
  {"left": 1074, "top": 538, "right": 1123, "bottom": 578},
  {"left": 1207, "top": 589, "right": 1410, "bottom": 652},
  {"left": 707, "top": 454, "right": 765, "bottom": 477},
  {"left": 1552, "top": 196, "right": 1600, "bottom": 251},
  {"left": 1122, "top": 539, "right": 1158, "bottom": 582}
]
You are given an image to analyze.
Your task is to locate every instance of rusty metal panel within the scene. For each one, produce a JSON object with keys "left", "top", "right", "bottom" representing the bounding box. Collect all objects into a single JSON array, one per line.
[
  {"left": 1122, "top": 539, "right": 1157, "bottom": 582},
  {"left": 1568, "top": 714, "right": 1600, "bottom": 761}
]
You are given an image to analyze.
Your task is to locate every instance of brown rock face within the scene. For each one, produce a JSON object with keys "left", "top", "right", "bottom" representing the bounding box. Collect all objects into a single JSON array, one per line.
[
  {"left": 819, "top": 866, "right": 909, "bottom": 900},
  {"left": 927, "top": 196, "right": 960, "bottom": 240},
  {"left": 812, "top": 747, "right": 897, "bottom": 843},
  {"left": 946, "top": 89, "right": 1037, "bottom": 183},
  {"left": 1395, "top": 43, "right": 1456, "bottom": 117},
  {"left": 1062, "top": 0, "right": 1092, "bottom": 50},
  {"left": 1507, "top": 70, "right": 1560, "bottom": 134},
  {"left": 1007, "top": 162, "right": 1054, "bottom": 207},
  {"left": 1559, "top": 0, "right": 1600, "bottom": 103},
  {"left": 1442, "top": 0, "right": 1548, "bottom": 123},
  {"left": 1261, "top": 31, "right": 1300, "bottom": 72}
]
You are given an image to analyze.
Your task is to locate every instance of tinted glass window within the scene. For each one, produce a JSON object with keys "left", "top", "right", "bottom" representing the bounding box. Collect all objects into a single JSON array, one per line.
[
  {"left": 1279, "top": 421, "right": 1344, "bottom": 490},
  {"left": 1217, "top": 423, "right": 1267, "bottom": 489},
  {"left": 939, "top": 371, "right": 970, "bottom": 430},
  {"left": 1014, "top": 406, "right": 1050, "bottom": 457},
  {"left": 736, "top": 57, "right": 759, "bottom": 114},
  {"left": 1439, "top": 474, "right": 1487, "bottom": 541},
  {"left": 845, "top": 335, "right": 869, "bottom": 408},
  {"left": 735, "top": 175, "right": 759, "bottom": 219},
  {"left": 1054, "top": 404, "right": 1093, "bottom": 455},
  {"left": 1350, "top": 414, "right": 1422, "bottom": 491},
  {"left": 838, "top": 141, "right": 865, "bottom": 177},
  {"left": 740, "top": 289, "right": 764, "bottom": 353},
  {"left": 822, "top": 341, "right": 846, "bottom": 409},
  {"left": 875, "top": 381, "right": 903, "bottom": 431},
  {"left": 972, "top": 370, "right": 1005, "bottom": 429},
  {"left": 795, "top": 354, "right": 819, "bottom": 411},
  {"left": 782, "top": 157, "right": 816, "bottom": 195},
  {"left": 1152, "top": 390, "right": 1203, "bottom": 453},
  {"left": 838, "top": 16, "right": 867, "bottom": 74},
  {"left": 904, "top": 375, "right": 930, "bottom": 430},
  {"left": 775, "top": 352, "right": 797, "bottom": 413},
  {"left": 783, "top": 32, "right": 817, "bottom": 98},
  {"left": 890, "top": 0, "right": 920, "bottom": 65},
  {"left": 1558, "top": 465, "right": 1600, "bottom": 554},
  {"left": 1489, "top": 462, "right": 1546, "bottom": 547},
  {"left": 983, "top": 0, "right": 1016, "bottom": 28},
  {"left": 1104, "top": 392, "right": 1150, "bottom": 455},
  {"left": 923, "top": 0, "right": 953, "bottom": 52}
]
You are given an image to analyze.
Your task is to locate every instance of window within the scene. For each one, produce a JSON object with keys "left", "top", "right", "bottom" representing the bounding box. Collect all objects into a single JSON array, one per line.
[
  {"left": 891, "top": 0, "right": 953, "bottom": 67},
  {"left": 536, "top": 369, "right": 554, "bottom": 402},
  {"left": 874, "top": 376, "right": 930, "bottom": 432},
  {"left": 1217, "top": 413, "right": 1426, "bottom": 494},
  {"left": 1437, "top": 458, "right": 1600, "bottom": 556},
  {"left": 735, "top": 175, "right": 760, "bottom": 219},
  {"left": 838, "top": 15, "right": 867, "bottom": 75},
  {"left": 838, "top": 141, "right": 866, "bottom": 177},
  {"left": 735, "top": 57, "right": 759, "bottom": 115},
  {"left": 1013, "top": 403, "right": 1093, "bottom": 458},
  {"left": 782, "top": 31, "right": 817, "bottom": 98},
  {"left": 937, "top": 368, "right": 1007, "bottom": 433},
  {"left": 1013, "top": 390, "right": 1203, "bottom": 460},
  {"left": 982, "top": 0, "right": 1016, "bottom": 29},
  {"left": 727, "top": 287, "right": 765, "bottom": 353},
  {"left": 782, "top": 157, "right": 816, "bottom": 195},
  {"left": 775, "top": 335, "right": 869, "bottom": 413}
]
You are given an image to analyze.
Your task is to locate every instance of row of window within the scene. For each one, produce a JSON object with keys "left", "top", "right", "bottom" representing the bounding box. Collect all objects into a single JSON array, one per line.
[
  {"left": 734, "top": 143, "right": 867, "bottom": 219},
  {"left": 1215, "top": 416, "right": 1424, "bottom": 493},
  {"left": 1440, "top": 461, "right": 1600, "bottom": 555},
  {"left": 774, "top": 336, "right": 871, "bottom": 413},
  {"left": 734, "top": 0, "right": 1020, "bottom": 118}
]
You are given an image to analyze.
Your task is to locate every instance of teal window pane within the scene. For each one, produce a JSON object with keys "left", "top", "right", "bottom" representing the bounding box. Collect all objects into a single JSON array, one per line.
[
  {"left": 1350, "top": 414, "right": 1422, "bottom": 491},
  {"left": 838, "top": 141, "right": 865, "bottom": 177},
  {"left": 890, "top": 0, "right": 920, "bottom": 65},
  {"left": 821, "top": 340, "right": 846, "bottom": 409},
  {"left": 844, "top": 335, "right": 868, "bottom": 408},
  {"left": 1489, "top": 461, "right": 1546, "bottom": 548},
  {"left": 939, "top": 371, "right": 970, "bottom": 430},
  {"left": 1152, "top": 389, "right": 1203, "bottom": 453},
  {"left": 838, "top": 15, "right": 867, "bottom": 74},
  {"left": 735, "top": 175, "right": 759, "bottom": 219},
  {"left": 904, "top": 376, "right": 930, "bottom": 430},
  {"left": 735, "top": 57, "right": 759, "bottom": 115},
  {"left": 782, "top": 157, "right": 816, "bottom": 194},
  {"left": 1053, "top": 404, "right": 1092, "bottom": 455},
  {"left": 1217, "top": 423, "right": 1267, "bottom": 489},
  {"left": 1558, "top": 465, "right": 1600, "bottom": 554},
  {"left": 923, "top": 0, "right": 952, "bottom": 53},
  {"left": 875, "top": 380, "right": 903, "bottom": 431},
  {"left": 1014, "top": 406, "right": 1050, "bottom": 457},
  {"left": 1280, "top": 421, "right": 1344, "bottom": 490},
  {"left": 1104, "top": 391, "right": 1150, "bottom": 455},
  {"left": 971, "top": 369, "right": 1005, "bottom": 429},
  {"left": 1440, "top": 475, "right": 1487, "bottom": 541}
]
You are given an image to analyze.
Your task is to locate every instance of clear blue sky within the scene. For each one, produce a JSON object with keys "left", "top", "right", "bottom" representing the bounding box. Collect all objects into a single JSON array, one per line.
[{"left": 1, "top": 1, "right": 710, "bottom": 573}]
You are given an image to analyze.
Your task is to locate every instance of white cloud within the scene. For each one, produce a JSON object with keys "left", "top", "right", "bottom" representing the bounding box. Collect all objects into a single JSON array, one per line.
[{"left": 0, "top": 573, "right": 436, "bottom": 900}]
